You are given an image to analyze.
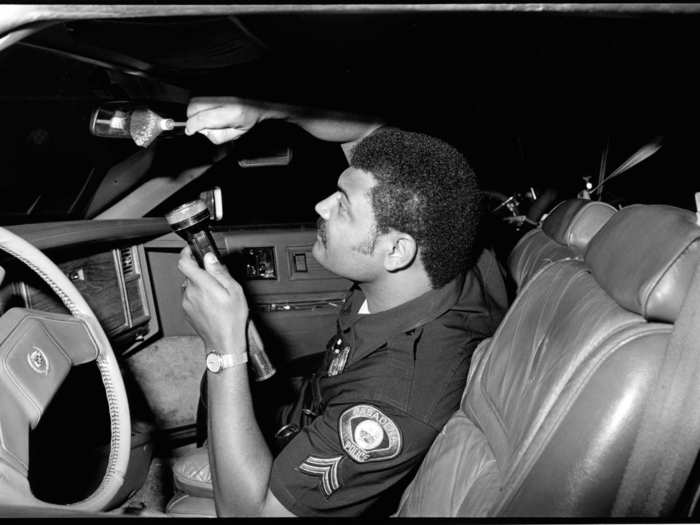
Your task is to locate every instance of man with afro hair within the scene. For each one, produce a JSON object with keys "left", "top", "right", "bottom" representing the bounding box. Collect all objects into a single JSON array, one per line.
[
  {"left": 350, "top": 127, "right": 482, "bottom": 289},
  {"left": 175, "top": 97, "right": 507, "bottom": 517}
]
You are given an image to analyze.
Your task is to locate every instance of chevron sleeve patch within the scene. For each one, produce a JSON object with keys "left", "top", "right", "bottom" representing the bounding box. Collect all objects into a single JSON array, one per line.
[{"left": 298, "top": 455, "right": 344, "bottom": 498}]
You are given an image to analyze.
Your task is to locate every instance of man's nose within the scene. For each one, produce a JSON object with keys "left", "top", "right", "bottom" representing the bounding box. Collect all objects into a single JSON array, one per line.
[{"left": 314, "top": 193, "right": 336, "bottom": 220}]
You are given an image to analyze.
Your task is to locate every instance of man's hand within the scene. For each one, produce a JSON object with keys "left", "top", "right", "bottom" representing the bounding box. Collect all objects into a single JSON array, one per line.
[
  {"left": 185, "top": 97, "right": 280, "bottom": 145},
  {"left": 178, "top": 247, "right": 249, "bottom": 352}
]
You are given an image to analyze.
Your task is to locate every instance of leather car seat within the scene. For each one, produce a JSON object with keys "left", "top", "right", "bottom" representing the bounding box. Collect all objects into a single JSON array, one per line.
[
  {"left": 508, "top": 198, "right": 616, "bottom": 292},
  {"left": 396, "top": 203, "right": 700, "bottom": 516}
]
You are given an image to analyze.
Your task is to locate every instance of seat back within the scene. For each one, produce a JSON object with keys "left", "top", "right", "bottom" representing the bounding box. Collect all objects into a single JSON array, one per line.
[
  {"left": 397, "top": 204, "right": 700, "bottom": 517},
  {"left": 508, "top": 199, "right": 616, "bottom": 292}
]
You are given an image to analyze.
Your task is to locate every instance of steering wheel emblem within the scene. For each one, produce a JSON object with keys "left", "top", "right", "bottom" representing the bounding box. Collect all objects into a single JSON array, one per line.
[{"left": 27, "top": 346, "right": 50, "bottom": 376}]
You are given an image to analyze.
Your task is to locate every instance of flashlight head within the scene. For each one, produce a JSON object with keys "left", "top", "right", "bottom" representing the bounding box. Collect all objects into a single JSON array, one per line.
[{"left": 165, "top": 199, "right": 211, "bottom": 234}]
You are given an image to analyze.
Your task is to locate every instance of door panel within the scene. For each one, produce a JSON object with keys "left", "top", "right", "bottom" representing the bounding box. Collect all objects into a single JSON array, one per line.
[{"left": 144, "top": 225, "right": 351, "bottom": 365}]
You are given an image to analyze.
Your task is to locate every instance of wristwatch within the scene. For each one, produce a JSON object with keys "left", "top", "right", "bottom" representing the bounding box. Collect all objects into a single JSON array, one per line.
[{"left": 205, "top": 351, "right": 248, "bottom": 373}]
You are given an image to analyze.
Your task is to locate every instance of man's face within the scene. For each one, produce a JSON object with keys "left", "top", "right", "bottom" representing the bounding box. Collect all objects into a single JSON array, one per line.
[{"left": 312, "top": 167, "right": 385, "bottom": 282}]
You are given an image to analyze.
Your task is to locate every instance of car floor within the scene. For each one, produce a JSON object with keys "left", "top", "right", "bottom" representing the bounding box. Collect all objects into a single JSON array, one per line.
[
  {"left": 108, "top": 336, "right": 206, "bottom": 516},
  {"left": 111, "top": 443, "right": 197, "bottom": 516},
  {"left": 122, "top": 335, "right": 205, "bottom": 430}
]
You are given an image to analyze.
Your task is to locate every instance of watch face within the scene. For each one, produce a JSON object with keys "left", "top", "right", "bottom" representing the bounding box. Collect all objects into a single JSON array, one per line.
[{"left": 206, "top": 352, "right": 221, "bottom": 373}]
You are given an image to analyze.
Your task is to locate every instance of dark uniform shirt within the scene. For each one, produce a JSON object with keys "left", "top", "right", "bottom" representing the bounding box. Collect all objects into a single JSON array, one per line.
[{"left": 269, "top": 252, "right": 506, "bottom": 516}]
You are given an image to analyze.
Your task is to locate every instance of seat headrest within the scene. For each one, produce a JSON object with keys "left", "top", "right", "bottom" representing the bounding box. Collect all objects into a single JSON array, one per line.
[
  {"left": 585, "top": 204, "right": 700, "bottom": 323},
  {"left": 541, "top": 199, "right": 617, "bottom": 255}
]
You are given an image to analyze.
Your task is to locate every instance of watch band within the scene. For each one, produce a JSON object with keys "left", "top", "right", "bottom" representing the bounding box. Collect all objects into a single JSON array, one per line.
[
  {"left": 220, "top": 352, "right": 248, "bottom": 368},
  {"left": 206, "top": 351, "right": 248, "bottom": 373}
]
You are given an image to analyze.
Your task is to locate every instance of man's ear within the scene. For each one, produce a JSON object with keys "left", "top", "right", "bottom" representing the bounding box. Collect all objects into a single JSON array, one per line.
[{"left": 384, "top": 233, "right": 417, "bottom": 272}]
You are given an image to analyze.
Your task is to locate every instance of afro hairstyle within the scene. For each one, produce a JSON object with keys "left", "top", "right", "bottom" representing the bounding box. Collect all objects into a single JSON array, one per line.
[{"left": 349, "top": 127, "right": 482, "bottom": 289}]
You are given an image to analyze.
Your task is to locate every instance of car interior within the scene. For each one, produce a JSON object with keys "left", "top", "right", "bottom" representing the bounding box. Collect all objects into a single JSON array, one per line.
[{"left": 2, "top": 3, "right": 700, "bottom": 518}]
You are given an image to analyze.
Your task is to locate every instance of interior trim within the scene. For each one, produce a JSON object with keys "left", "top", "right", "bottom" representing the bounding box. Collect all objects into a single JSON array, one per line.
[{"left": 6, "top": 219, "right": 169, "bottom": 252}]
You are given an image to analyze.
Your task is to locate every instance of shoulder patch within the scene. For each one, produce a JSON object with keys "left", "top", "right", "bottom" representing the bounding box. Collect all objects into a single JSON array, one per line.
[
  {"left": 298, "top": 455, "right": 343, "bottom": 498},
  {"left": 339, "top": 404, "right": 402, "bottom": 463}
]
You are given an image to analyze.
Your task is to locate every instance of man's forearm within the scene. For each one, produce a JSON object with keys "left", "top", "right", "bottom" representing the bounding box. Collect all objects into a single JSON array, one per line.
[
  {"left": 286, "top": 117, "right": 383, "bottom": 161},
  {"left": 186, "top": 96, "right": 383, "bottom": 155},
  {"left": 206, "top": 349, "right": 273, "bottom": 516},
  {"left": 285, "top": 115, "right": 383, "bottom": 144},
  {"left": 250, "top": 99, "right": 383, "bottom": 157}
]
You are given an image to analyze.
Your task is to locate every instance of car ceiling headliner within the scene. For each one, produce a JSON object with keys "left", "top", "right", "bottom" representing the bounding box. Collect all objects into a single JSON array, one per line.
[{"left": 2, "top": 6, "right": 700, "bottom": 140}]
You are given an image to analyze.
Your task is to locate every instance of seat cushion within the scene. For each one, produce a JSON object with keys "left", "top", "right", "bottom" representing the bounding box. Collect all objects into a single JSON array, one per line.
[
  {"left": 172, "top": 446, "right": 213, "bottom": 498},
  {"left": 507, "top": 228, "right": 573, "bottom": 291},
  {"left": 166, "top": 492, "right": 217, "bottom": 518},
  {"left": 541, "top": 199, "right": 615, "bottom": 253},
  {"left": 508, "top": 199, "right": 616, "bottom": 291},
  {"left": 586, "top": 204, "right": 700, "bottom": 322},
  {"left": 395, "top": 409, "right": 501, "bottom": 517}
]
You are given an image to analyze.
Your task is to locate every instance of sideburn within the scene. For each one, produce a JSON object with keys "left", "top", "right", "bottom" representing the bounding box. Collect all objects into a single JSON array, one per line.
[{"left": 351, "top": 224, "right": 379, "bottom": 255}]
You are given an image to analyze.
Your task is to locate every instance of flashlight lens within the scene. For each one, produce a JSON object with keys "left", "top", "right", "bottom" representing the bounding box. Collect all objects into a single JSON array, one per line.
[{"left": 165, "top": 199, "right": 211, "bottom": 232}]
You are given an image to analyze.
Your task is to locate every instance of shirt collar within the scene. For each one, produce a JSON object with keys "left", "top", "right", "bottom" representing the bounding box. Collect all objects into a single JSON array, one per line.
[{"left": 337, "top": 272, "right": 466, "bottom": 362}]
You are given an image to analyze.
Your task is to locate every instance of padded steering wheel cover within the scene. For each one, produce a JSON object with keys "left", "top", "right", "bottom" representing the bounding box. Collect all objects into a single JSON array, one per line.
[{"left": 0, "top": 226, "right": 130, "bottom": 511}]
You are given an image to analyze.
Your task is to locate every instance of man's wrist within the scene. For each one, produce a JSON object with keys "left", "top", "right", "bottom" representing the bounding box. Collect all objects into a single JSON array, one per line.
[
  {"left": 204, "top": 333, "right": 247, "bottom": 373},
  {"left": 206, "top": 350, "right": 248, "bottom": 373},
  {"left": 205, "top": 333, "right": 246, "bottom": 353}
]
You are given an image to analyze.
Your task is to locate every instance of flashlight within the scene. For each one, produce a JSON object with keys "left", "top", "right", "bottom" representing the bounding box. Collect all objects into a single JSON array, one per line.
[
  {"left": 165, "top": 199, "right": 221, "bottom": 267},
  {"left": 166, "top": 199, "right": 276, "bottom": 381}
]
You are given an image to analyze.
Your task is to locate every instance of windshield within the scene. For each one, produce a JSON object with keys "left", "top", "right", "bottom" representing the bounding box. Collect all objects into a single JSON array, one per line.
[
  {"left": 0, "top": 44, "right": 142, "bottom": 224},
  {"left": 0, "top": 33, "right": 346, "bottom": 226}
]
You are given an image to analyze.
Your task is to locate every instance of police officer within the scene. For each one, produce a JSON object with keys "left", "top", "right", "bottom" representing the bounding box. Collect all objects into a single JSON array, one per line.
[{"left": 178, "top": 98, "right": 506, "bottom": 516}]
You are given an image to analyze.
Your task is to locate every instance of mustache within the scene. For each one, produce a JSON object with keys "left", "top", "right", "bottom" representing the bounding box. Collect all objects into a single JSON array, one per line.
[{"left": 317, "top": 218, "right": 327, "bottom": 246}]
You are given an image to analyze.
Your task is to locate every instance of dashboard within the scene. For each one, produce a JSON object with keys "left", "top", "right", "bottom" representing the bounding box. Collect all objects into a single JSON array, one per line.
[
  {"left": 2, "top": 245, "right": 155, "bottom": 353},
  {"left": 0, "top": 219, "right": 167, "bottom": 355}
]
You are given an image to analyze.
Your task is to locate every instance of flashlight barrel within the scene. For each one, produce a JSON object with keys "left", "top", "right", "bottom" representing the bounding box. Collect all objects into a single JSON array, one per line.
[
  {"left": 180, "top": 227, "right": 222, "bottom": 268},
  {"left": 247, "top": 320, "right": 276, "bottom": 381}
]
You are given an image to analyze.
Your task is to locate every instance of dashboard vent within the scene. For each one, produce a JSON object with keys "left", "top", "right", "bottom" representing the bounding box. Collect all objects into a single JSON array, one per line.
[{"left": 119, "top": 247, "right": 136, "bottom": 276}]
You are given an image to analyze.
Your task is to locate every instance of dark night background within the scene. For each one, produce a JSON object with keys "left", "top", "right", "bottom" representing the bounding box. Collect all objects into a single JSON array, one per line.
[{"left": 1, "top": 11, "right": 700, "bottom": 224}]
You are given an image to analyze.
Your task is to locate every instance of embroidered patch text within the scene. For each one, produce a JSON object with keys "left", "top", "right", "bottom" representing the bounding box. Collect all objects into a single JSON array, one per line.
[{"left": 339, "top": 404, "right": 402, "bottom": 463}]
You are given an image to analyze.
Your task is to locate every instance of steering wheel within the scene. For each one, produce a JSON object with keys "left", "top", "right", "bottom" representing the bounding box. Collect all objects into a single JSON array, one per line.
[{"left": 0, "top": 226, "right": 130, "bottom": 512}]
